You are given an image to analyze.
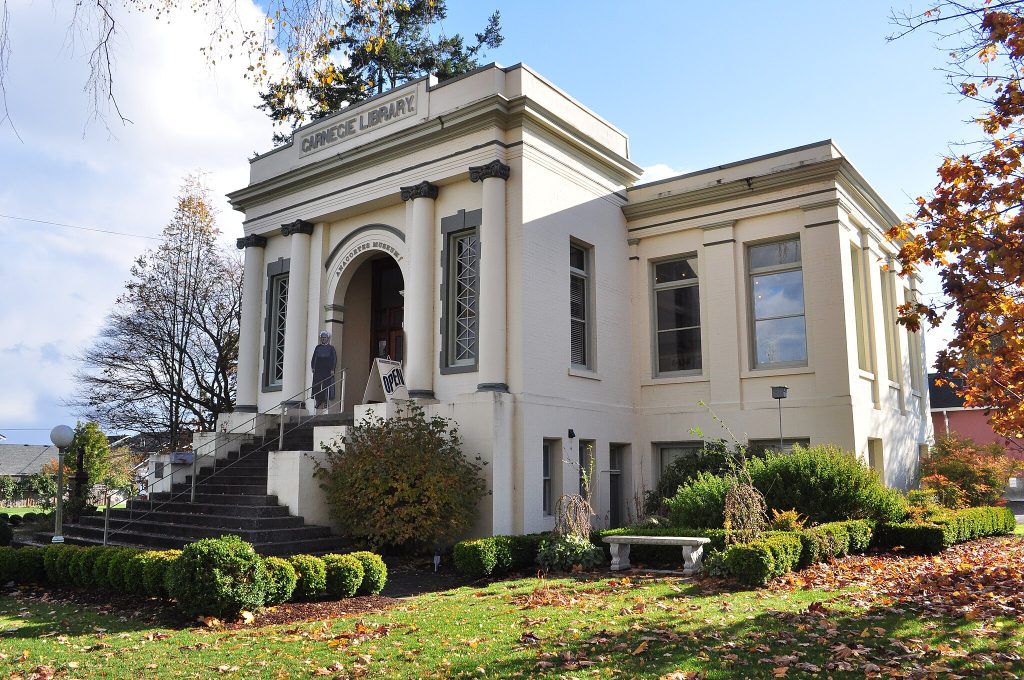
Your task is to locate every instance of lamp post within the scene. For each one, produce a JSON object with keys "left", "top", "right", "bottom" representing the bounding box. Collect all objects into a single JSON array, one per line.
[
  {"left": 49, "top": 425, "right": 74, "bottom": 544},
  {"left": 771, "top": 386, "right": 789, "bottom": 453}
]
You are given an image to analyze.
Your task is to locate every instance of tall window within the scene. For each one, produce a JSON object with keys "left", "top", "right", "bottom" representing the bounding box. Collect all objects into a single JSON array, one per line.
[
  {"left": 608, "top": 444, "right": 628, "bottom": 529},
  {"left": 749, "top": 238, "right": 807, "bottom": 368},
  {"left": 542, "top": 439, "right": 557, "bottom": 516},
  {"left": 446, "top": 230, "right": 479, "bottom": 367},
  {"left": 569, "top": 242, "right": 592, "bottom": 368},
  {"left": 881, "top": 269, "right": 900, "bottom": 382},
  {"left": 653, "top": 256, "right": 701, "bottom": 375},
  {"left": 266, "top": 273, "right": 288, "bottom": 388},
  {"left": 850, "top": 245, "right": 870, "bottom": 371}
]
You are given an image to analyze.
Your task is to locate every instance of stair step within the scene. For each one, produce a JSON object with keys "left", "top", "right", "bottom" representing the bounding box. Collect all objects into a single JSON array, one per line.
[
  {"left": 149, "top": 491, "right": 281, "bottom": 506},
  {"left": 190, "top": 474, "right": 268, "bottom": 486},
  {"left": 126, "top": 499, "right": 290, "bottom": 517},
  {"left": 172, "top": 482, "right": 268, "bottom": 496},
  {"left": 107, "top": 508, "right": 305, "bottom": 530}
]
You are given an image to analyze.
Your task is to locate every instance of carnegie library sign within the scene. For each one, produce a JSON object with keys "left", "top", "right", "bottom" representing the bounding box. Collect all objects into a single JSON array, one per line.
[{"left": 299, "top": 92, "right": 418, "bottom": 157}]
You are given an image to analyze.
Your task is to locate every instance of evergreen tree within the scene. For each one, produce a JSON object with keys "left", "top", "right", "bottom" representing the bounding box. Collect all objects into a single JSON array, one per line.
[{"left": 259, "top": 1, "right": 503, "bottom": 143}]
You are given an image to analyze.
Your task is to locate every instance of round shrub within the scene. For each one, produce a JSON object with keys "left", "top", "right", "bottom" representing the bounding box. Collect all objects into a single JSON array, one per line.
[
  {"left": 8, "top": 515, "right": 22, "bottom": 527},
  {"left": 123, "top": 551, "right": 160, "bottom": 596},
  {"left": 106, "top": 548, "right": 141, "bottom": 592},
  {"left": 666, "top": 472, "right": 736, "bottom": 529},
  {"left": 288, "top": 554, "right": 327, "bottom": 601},
  {"left": 54, "top": 545, "right": 82, "bottom": 586},
  {"left": 168, "top": 536, "right": 268, "bottom": 619},
  {"left": 0, "top": 513, "right": 9, "bottom": 521},
  {"left": 536, "top": 534, "right": 605, "bottom": 572},
  {"left": 92, "top": 548, "right": 130, "bottom": 590},
  {"left": 69, "top": 547, "right": 100, "bottom": 588},
  {"left": 347, "top": 551, "right": 387, "bottom": 595},
  {"left": 322, "top": 554, "right": 363, "bottom": 599},
  {"left": 42, "top": 545, "right": 65, "bottom": 583},
  {"left": 748, "top": 445, "right": 908, "bottom": 524},
  {"left": 15, "top": 546, "right": 45, "bottom": 583},
  {"left": 317, "top": 406, "right": 487, "bottom": 551},
  {"left": 143, "top": 550, "right": 180, "bottom": 598},
  {"left": 0, "top": 547, "right": 18, "bottom": 584},
  {"left": 263, "top": 557, "right": 297, "bottom": 606},
  {"left": 0, "top": 522, "right": 12, "bottom": 547}
]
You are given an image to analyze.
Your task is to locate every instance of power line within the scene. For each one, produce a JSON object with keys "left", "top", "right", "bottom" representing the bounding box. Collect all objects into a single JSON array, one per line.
[{"left": 0, "top": 213, "right": 162, "bottom": 241}]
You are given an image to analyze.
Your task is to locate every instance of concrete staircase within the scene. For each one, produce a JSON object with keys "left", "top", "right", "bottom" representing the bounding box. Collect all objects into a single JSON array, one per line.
[{"left": 45, "top": 417, "right": 351, "bottom": 556}]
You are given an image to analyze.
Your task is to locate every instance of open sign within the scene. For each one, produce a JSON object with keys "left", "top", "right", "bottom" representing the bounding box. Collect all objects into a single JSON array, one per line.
[{"left": 363, "top": 358, "right": 409, "bottom": 403}]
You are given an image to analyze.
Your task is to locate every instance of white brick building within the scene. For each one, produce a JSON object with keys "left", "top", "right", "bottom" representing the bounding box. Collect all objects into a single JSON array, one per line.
[{"left": 223, "top": 64, "right": 932, "bottom": 537}]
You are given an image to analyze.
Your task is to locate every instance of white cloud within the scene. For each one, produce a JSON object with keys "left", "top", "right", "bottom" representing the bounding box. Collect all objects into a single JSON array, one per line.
[
  {"left": 638, "top": 163, "right": 686, "bottom": 184},
  {"left": 0, "top": 1, "right": 277, "bottom": 443}
]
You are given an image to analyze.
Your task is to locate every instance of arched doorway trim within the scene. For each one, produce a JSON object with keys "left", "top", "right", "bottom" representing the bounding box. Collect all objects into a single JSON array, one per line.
[
  {"left": 324, "top": 223, "right": 405, "bottom": 271},
  {"left": 326, "top": 227, "right": 408, "bottom": 305}
]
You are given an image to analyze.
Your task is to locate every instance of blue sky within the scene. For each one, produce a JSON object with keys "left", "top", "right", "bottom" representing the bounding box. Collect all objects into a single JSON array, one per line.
[{"left": 0, "top": 1, "right": 972, "bottom": 444}]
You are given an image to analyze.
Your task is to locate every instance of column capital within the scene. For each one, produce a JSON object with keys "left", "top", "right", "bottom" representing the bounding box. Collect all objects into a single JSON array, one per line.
[
  {"left": 400, "top": 181, "right": 439, "bottom": 201},
  {"left": 281, "top": 219, "right": 315, "bottom": 237},
  {"left": 469, "top": 159, "right": 510, "bottom": 182},
  {"left": 236, "top": 234, "right": 268, "bottom": 250}
]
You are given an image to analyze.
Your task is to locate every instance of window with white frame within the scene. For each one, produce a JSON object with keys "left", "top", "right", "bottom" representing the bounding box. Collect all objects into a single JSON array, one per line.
[
  {"left": 749, "top": 238, "right": 807, "bottom": 368},
  {"left": 266, "top": 272, "right": 288, "bottom": 388},
  {"left": 653, "top": 256, "right": 701, "bottom": 375},
  {"left": 608, "top": 444, "right": 628, "bottom": 529},
  {"left": 850, "top": 245, "right": 871, "bottom": 372},
  {"left": 569, "top": 242, "right": 592, "bottom": 368},
  {"left": 446, "top": 229, "right": 479, "bottom": 367},
  {"left": 656, "top": 441, "right": 703, "bottom": 477},
  {"left": 881, "top": 268, "right": 900, "bottom": 383},
  {"left": 542, "top": 439, "right": 558, "bottom": 516}
]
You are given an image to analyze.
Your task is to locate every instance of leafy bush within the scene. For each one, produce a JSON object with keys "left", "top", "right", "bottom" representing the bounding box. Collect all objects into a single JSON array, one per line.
[
  {"left": 452, "top": 534, "right": 549, "bottom": 578},
  {"left": 723, "top": 532, "right": 803, "bottom": 586},
  {"left": 70, "top": 547, "right": 103, "bottom": 588},
  {"left": 288, "top": 554, "right": 327, "bottom": 601},
  {"left": 0, "top": 547, "right": 18, "bottom": 583},
  {"left": 55, "top": 545, "right": 82, "bottom": 586},
  {"left": 42, "top": 545, "right": 65, "bottom": 583},
  {"left": 263, "top": 557, "right": 298, "bottom": 606},
  {"left": 8, "top": 515, "right": 22, "bottom": 527},
  {"left": 106, "top": 548, "right": 140, "bottom": 592},
  {"left": 748, "top": 445, "right": 908, "bottom": 524},
  {"left": 317, "top": 405, "right": 487, "bottom": 551},
  {"left": 15, "top": 546, "right": 45, "bottom": 583},
  {"left": 922, "top": 434, "right": 1017, "bottom": 508},
  {"left": 123, "top": 551, "right": 160, "bottom": 596},
  {"left": 347, "top": 552, "right": 387, "bottom": 595},
  {"left": 0, "top": 522, "right": 12, "bottom": 547},
  {"left": 645, "top": 440, "right": 739, "bottom": 514},
  {"left": 536, "top": 534, "right": 604, "bottom": 572},
  {"left": 142, "top": 550, "right": 180, "bottom": 598},
  {"left": 453, "top": 539, "right": 496, "bottom": 579},
  {"left": 322, "top": 554, "right": 364, "bottom": 599},
  {"left": 168, "top": 536, "right": 268, "bottom": 619},
  {"left": 770, "top": 509, "right": 806, "bottom": 532},
  {"left": 666, "top": 472, "right": 735, "bottom": 529},
  {"left": 874, "top": 505, "right": 1015, "bottom": 553}
]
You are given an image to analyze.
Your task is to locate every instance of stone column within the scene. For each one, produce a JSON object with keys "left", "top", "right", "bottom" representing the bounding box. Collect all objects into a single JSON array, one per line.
[
  {"left": 400, "top": 181, "right": 439, "bottom": 399},
  {"left": 470, "top": 160, "right": 510, "bottom": 392},
  {"left": 280, "top": 219, "right": 314, "bottom": 409},
  {"left": 234, "top": 234, "right": 267, "bottom": 412}
]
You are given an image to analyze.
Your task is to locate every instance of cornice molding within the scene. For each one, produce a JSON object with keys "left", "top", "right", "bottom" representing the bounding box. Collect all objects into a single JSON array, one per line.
[
  {"left": 469, "top": 159, "right": 511, "bottom": 182},
  {"left": 235, "top": 234, "right": 267, "bottom": 249},
  {"left": 623, "top": 159, "right": 845, "bottom": 223},
  {"left": 400, "top": 180, "right": 439, "bottom": 201},
  {"left": 228, "top": 94, "right": 641, "bottom": 216},
  {"left": 281, "top": 219, "right": 315, "bottom": 237}
]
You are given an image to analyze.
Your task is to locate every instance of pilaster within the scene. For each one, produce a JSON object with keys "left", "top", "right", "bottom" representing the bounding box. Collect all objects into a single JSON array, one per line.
[{"left": 470, "top": 160, "right": 510, "bottom": 392}]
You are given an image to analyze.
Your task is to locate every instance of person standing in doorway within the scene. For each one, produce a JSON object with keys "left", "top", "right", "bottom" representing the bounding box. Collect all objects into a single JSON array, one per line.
[{"left": 311, "top": 330, "right": 337, "bottom": 414}]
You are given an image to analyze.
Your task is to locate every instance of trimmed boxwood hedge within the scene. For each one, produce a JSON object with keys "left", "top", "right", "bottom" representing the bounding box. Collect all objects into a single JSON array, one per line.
[
  {"left": 874, "top": 505, "right": 1015, "bottom": 553},
  {"left": 288, "top": 554, "right": 327, "bottom": 601},
  {"left": 724, "top": 533, "right": 803, "bottom": 586},
  {"left": 452, "top": 533, "right": 549, "bottom": 578},
  {"left": 15, "top": 546, "right": 45, "bottom": 583},
  {"left": 263, "top": 557, "right": 298, "bottom": 606},
  {"left": 0, "top": 546, "right": 18, "bottom": 583},
  {"left": 322, "top": 554, "right": 364, "bottom": 599},
  {"left": 347, "top": 552, "right": 387, "bottom": 595},
  {"left": 168, "top": 536, "right": 269, "bottom": 619}
]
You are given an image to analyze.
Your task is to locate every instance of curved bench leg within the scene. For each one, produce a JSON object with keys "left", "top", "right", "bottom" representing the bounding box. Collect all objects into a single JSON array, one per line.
[
  {"left": 681, "top": 545, "right": 704, "bottom": 576},
  {"left": 609, "top": 543, "right": 631, "bottom": 571}
]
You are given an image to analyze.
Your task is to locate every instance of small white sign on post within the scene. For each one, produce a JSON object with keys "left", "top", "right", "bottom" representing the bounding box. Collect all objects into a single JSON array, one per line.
[{"left": 362, "top": 358, "right": 409, "bottom": 403}]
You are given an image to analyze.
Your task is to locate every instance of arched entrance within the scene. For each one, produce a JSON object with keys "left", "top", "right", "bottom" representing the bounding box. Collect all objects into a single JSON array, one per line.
[{"left": 331, "top": 252, "right": 406, "bottom": 411}]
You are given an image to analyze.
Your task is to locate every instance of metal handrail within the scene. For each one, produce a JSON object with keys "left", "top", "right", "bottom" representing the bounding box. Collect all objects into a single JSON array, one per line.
[{"left": 94, "top": 370, "right": 348, "bottom": 545}]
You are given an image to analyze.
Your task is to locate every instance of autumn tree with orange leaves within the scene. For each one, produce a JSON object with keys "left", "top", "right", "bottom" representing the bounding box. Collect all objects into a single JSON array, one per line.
[{"left": 888, "top": 2, "right": 1024, "bottom": 440}]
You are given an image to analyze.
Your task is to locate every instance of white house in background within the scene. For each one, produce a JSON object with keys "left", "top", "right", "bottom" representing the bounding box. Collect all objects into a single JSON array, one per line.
[{"left": 219, "top": 63, "right": 932, "bottom": 537}]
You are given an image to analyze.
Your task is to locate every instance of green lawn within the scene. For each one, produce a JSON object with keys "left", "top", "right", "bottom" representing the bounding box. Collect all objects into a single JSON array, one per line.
[
  {"left": 0, "top": 507, "right": 49, "bottom": 517},
  {"left": 1015, "top": 522, "right": 1024, "bottom": 535},
  {"left": 0, "top": 563, "right": 1020, "bottom": 678}
]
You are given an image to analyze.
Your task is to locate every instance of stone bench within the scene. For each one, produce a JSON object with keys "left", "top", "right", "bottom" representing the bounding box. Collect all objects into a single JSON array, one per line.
[{"left": 602, "top": 535, "right": 711, "bottom": 575}]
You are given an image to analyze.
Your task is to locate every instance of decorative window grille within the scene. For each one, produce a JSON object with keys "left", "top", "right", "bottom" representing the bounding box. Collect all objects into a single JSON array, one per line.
[
  {"left": 267, "top": 273, "right": 288, "bottom": 387},
  {"left": 569, "top": 243, "right": 591, "bottom": 367},
  {"left": 749, "top": 238, "right": 807, "bottom": 368},
  {"left": 652, "top": 256, "right": 701, "bottom": 375},
  {"left": 447, "top": 230, "right": 478, "bottom": 366}
]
